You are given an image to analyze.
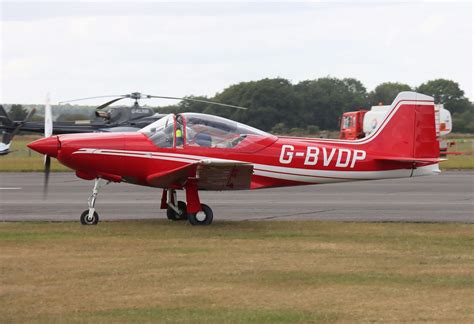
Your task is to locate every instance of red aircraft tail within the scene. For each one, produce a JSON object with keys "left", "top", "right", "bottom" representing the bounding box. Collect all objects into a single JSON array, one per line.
[{"left": 363, "top": 92, "right": 439, "bottom": 163}]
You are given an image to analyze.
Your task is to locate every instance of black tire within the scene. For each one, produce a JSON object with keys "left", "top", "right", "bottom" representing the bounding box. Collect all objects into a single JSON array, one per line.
[
  {"left": 167, "top": 201, "right": 187, "bottom": 221},
  {"left": 176, "top": 201, "right": 188, "bottom": 220},
  {"left": 188, "top": 204, "right": 213, "bottom": 226},
  {"left": 80, "top": 210, "right": 99, "bottom": 225}
]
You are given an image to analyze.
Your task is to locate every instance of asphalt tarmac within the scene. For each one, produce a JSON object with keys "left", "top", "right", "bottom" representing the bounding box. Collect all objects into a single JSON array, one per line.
[{"left": 0, "top": 171, "right": 473, "bottom": 223}]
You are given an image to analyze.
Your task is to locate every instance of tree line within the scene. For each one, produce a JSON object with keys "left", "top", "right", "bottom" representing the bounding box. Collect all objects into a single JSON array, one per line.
[
  {"left": 3, "top": 77, "right": 473, "bottom": 133},
  {"left": 160, "top": 78, "right": 473, "bottom": 133}
]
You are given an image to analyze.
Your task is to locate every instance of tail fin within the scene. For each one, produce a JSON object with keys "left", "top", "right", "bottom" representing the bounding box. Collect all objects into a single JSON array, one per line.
[{"left": 366, "top": 91, "right": 439, "bottom": 163}]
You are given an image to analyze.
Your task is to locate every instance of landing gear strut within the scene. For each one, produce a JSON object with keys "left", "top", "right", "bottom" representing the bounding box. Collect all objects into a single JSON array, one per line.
[
  {"left": 165, "top": 189, "right": 187, "bottom": 221},
  {"left": 184, "top": 179, "right": 213, "bottom": 226},
  {"left": 162, "top": 185, "right": 214, "bottom": 226},
  {"left": 80, "top": 178, "right": 109, "bottom": 225}
]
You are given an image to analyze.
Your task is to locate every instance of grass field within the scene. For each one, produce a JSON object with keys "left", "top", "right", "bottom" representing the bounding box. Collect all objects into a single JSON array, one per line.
[
  {"left": 0, "top": 221, "right": 473, "bottom": 322},
  {"left": 1, "top": 136, "right": 70, "bottom": 172},
  {"left": 1, "top": 135, "right": 473, "bottom": 171},
  {"left": 441, "top": 137, "right": 474, "bottom": 169}
]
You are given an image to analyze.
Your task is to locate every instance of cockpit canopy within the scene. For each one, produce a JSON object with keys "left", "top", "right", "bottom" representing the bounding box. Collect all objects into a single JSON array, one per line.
[{"left": 139, "top": 113, "right": 270, "bottom": 149}]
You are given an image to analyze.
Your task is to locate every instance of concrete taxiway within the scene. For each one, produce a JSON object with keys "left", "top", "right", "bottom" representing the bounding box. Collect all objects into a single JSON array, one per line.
[{"left": 0, "top": 171, "right": 473, "bottom": 223}]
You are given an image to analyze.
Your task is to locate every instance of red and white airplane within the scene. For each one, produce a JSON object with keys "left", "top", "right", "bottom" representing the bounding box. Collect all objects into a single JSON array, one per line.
[{"left": 28, "top": 92, "right": 440, "bottom": 226}]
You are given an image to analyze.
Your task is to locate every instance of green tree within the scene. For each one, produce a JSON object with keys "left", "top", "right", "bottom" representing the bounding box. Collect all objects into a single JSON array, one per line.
[
  {"left": 270, "top": 122, "right": 288, "bottom": 134},
  {"left": 417, "top": 79, "right": 470, "bottom": 114},
  {"left": 452, "top": 106, "right": 474, "bottom": 133},
  {"left": 150, "top": 77, "right": 472, "bottom": 134},
  {"left": 417, "top": 79, "right": 464, "bottom": 104},
  {"left": 9, "top": 104, "right": 28, "bottom": 120},
  {"left": 212, "top": 78, "right": 303, "bottom": 131},
  {"left": 369, "top": 82, "right": 412, "bottom": 106},
  {"left": 295, "top": 77, "right": 369, "bottom": 130},
  {"left": 306, "top": 125, "right": 320, "bottom": 134},
  {"left": 417, "top": 79, "right": 473, "bottom": 132}
]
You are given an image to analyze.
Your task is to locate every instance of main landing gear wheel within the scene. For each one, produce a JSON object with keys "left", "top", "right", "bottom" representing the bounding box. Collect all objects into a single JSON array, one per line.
[
  {"left": 188, "top": 204, "right": 213, "bottom": 226},
  {"left": 80, "top": 210, "right": 99, "bottom": 225},
  {"left": 167, "top": 201, "right": 188, "bottom": 221}
]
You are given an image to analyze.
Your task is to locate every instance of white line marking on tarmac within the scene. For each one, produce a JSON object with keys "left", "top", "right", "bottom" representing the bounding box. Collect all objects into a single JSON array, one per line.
[{"left": 0, "top": 187, "right": 22, "bottom": 190}]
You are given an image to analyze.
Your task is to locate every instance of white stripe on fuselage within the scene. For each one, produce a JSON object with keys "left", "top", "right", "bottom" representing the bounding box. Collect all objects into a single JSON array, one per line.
[{"left": 72, "top": 148, "right": 439, "bottom": 184}]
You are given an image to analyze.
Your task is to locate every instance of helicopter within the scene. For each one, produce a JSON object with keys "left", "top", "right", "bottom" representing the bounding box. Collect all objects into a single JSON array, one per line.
[{"left": 0, "top": 92, "right": 247, "bottom": 155}]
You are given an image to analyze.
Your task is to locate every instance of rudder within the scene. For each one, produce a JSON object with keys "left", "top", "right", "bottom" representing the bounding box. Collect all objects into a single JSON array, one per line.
[{"left": 366, "top": 91, "right": 439, "bottom": 161}]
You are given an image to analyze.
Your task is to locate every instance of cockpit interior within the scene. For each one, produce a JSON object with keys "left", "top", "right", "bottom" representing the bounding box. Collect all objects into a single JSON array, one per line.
[{"left": 139, "top": 113, "right": 269, "bottom": 149}]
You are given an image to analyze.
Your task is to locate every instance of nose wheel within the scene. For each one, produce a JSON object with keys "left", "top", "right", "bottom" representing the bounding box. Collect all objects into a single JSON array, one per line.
[
  {"left": 80, "top": 210, "right": 99, "bottom": 225},
  {"left": 80, "top": 178, "right": 108, "bottom": 225}
]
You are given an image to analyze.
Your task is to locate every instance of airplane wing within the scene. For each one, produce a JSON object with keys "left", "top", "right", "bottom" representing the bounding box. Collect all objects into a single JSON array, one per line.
[{"left": 146, "top": 159, "right": 254, "bottom": 190}]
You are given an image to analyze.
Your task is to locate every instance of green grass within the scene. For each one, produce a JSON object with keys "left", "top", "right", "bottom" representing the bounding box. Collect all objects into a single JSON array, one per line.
[
  {"left": 0, "top": 221, "right": 473, "bottom": 322},
  {"left": 1, "top": 135, "right": 70, "bottom": 171},
  {"left": 36, "top": 306, "right": 332, "bottom": 323},
  {"left": 440, "top": 137, "right": 474, "bottom": 169}
]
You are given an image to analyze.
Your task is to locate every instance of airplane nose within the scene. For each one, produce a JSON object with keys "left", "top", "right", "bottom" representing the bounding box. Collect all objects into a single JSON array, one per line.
[{"left": 28, "top": 136, "right": 61, "bottom": 157}]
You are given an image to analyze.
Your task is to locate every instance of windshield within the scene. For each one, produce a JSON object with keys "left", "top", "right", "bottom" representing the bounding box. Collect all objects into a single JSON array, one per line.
[
  {"left": 139, "top": 113, "right": 174, "bottom": 134},
  {"left": 342, "top": 116, "right": 353, "bottom": 129},
  {"left": 183, "top": 113, "right": 269, "bottom": 148},
  {"left": 139, "top": 114, "right": 175, "bottom": 148}
]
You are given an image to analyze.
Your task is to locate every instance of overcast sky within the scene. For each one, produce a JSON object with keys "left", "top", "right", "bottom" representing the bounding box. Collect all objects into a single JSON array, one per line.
[{"left": 1, "top": 1, "right": 472, "bottom": 106}]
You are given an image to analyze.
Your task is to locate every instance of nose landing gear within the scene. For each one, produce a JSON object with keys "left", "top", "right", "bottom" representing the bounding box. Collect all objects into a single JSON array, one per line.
[
  {"left": 80, "top": 178, "right": 109, "bottom": 225},
  {"left": 80, "top": 210, "right": 99, "bottom": 225}
]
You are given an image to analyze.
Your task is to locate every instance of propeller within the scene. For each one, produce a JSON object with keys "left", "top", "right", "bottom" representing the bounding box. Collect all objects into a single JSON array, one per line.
[
  {"left": 43, "top": 154, "right": 51, "bottom": 199},
  {"left": 43, "top": 94, "right": 53, "bottom": 199},
  {"left": 59, "top": 92, "right": 249, "bottom": 111}
]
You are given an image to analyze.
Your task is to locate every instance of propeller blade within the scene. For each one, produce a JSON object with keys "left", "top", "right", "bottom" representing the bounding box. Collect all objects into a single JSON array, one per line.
[
  {"left": 146, "top": 95, "right": 248, "bottom": 110},
  {"left": 43, "top": 155, "right": 51, "bottom": 199},
  {"left": 45, "top": 94, "right": 53, "bottom": 138},
  {"left": 58, "top": 95, "right": 125, "bottom": 105},
  {"left": 95, "top": 97, "right": 127, "bottom": 110}
]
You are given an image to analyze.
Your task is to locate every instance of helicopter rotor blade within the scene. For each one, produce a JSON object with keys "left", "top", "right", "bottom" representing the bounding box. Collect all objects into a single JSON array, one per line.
[
  {"left": 58, "top": 95, "right": 125, "bottom": 105},
  {"left": 95, "top": 97, "right": 127, "bottom": 110},
  {"left": 58, "top": 92, "right": 249, "bottom": 111},
  {"left": 146, "top": 95, "right": 248, "bottom": 110},
  {"left": 9, "top": 108, "right": 36, "bottom": 139}
]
